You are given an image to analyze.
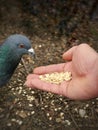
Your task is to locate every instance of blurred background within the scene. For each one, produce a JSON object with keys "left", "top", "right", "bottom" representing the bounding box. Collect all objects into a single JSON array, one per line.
[{"left": 0, "top": 0, "right": 98, "bottom": 130}]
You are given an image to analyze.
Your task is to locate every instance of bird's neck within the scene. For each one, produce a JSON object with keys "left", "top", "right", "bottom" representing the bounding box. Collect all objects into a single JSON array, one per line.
[{"left": 0, "top": 45, "right": 21, "bottom": 78}]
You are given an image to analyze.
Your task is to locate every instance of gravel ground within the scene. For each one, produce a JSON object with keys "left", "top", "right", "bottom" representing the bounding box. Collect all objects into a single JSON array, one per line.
[{"left": 0, "top": 1, "right": 98, "bottom": 130}]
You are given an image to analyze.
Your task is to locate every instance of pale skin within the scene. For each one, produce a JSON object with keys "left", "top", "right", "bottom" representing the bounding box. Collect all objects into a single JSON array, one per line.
[{"left": 25, "top": 44, "right": 98, "bottom": 100}]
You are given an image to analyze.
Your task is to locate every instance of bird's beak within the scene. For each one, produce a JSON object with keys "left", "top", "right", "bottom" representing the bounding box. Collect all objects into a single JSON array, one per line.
[{"left": 28, "top": 48, "right": 35, "bottom": 58}]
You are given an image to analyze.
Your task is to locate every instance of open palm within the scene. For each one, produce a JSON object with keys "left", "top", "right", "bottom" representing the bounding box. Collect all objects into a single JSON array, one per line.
[{"left": 25, "top": 44, "right": 98, "bottom": 100}]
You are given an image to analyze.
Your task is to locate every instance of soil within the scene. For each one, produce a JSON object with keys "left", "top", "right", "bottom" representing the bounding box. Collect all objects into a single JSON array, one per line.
[{"left": 0, "top": 0, "right": 98, "bottom": 130}]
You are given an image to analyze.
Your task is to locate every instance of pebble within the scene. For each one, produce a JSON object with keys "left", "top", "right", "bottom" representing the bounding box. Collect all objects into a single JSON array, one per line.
[
  {"left": 49, "top": 117, "right": 52, "bottom": 120},
  {"left": 39, "top": 45, "right": 42, "bottom": 48},
  {"left": 60, "top": 112, "right": 64, "bottom": 116},
  {"left": 11, "top": 88, "right": 14, "bottom": 91},
  {"left": 85, "top": 104, "right": 89, "bottom": 108},
  {"left": 31, "top": 91, "right": 35, "bottom": 94},
  {"left": 8, "top": 86, "right": 12, "bottom": 88},
  {"left": 64, "top": 101, "right": 68, "bottom": 105},
  {"left": 58, "top": 107, "right": 62, "bottom": 110},
  {"left": 59, "top": 98, "right": 63, "bottom": 101},
  {"left": 65, "top": 105, "right": 69, "bottom": 108},
  {"left": 11, "top": 119, "right": 23, "bottom": 125},
  {"left": 65, "top": 120, "right": 71, "bottom": 126},
  {"left": 51, "top": 100, "right": 54, "bottom": 105},
  {"left": 44, "top": 105, "right": 48, "bottom": 108},
  {"left": 79, "top": 109, "right": 86, "bottom": 118},
  {"left": 19, "top": 86, "right": 22, "bottom": 89},
  {"left": 13, "top": 81, "right": 17, "bottom": 83},
  {"left": 28, "top": 88, "right": 32, "bottom": 91},
  {"left": 31, "top": 111, "right": 35, "bottom": 115},
  {"left": 7, "top": 123, "right": 12, "bottom": 126},
  {"left": 46, "top": 113, "right": 50, "bottom": 116},
  {"left": 23, "top": 91, "right": 26, "bottom": 94},
  {"left": 46, "top": 96, "right": 49, "bottom": 99},
  {"left": 11, "top": 118, "right": 16, "bottom": 122},
  {"left": 17, "top": 120, "right": 23, "bottom": 125},
  {"left": 92, "top": 102, "right": 95, "bottom": 104},
  {"left": 96, "top": 98, "right": 98, "bottom": 100},
  {"left": 54, "top": 108, "right": 58, "bottom": 111},
  {"left": 29, "top": 104, "right": 33, "bottom": 107},
  {"left": 74, "top": 108, "right": 78, "bottom": 112},
  {"left": 18, "top": 90, "right": 22, "bottom": 94},
  {"left": 27, "top": 112, "right": 31, "bottom": 116},
  {"left": 27, "top": 95, "right": 35, "bottom": 101},
  {"left": 56, "top": 118, "right": 62, "bottom": 123},
  {"left": 41, "top": 107, "right": 45, "bottom": 110},
  {"left": 16, "top": 111, "right": 28, "bottom": 118}
]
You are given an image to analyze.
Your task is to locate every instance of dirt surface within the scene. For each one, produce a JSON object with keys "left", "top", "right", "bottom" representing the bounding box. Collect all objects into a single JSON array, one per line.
[{"left": 0, "top": 1, "right": 98, "bottom": 130}]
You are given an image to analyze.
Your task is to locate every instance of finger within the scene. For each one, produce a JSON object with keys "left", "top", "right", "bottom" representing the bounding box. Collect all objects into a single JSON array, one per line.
[
  {"left": 33, "top": 63, "right": 65, "bottom": 74},
  {"left": 26, "top": 78, "right": 65, "bottom": 95},
  {"left": 26, "top": 74, "right": 39, "bottom": 80},
  {"left": 25, "top": 74, "right": 39, "bottom": 86},
  {"left": 63, "top": 46, "right": 77, "bottom": 61}
]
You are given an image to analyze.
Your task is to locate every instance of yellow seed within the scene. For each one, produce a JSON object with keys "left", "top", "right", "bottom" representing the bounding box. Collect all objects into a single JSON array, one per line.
[{"left": 39, "top": 72, "right": 72, "bottom": 84}]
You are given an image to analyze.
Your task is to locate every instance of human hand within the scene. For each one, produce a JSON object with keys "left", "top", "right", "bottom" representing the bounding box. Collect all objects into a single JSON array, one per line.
[{"left": 25, "top": 44, "right": 98, "bottom": 100}]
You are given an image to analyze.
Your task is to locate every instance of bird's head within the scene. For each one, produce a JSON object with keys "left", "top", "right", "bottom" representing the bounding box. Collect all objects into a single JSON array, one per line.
[
  {"left": 3, "top": 34, "right": 35, "bottom": 59},
  {"left": 0, "top": 34, "right": 35, "bottom": 87}
]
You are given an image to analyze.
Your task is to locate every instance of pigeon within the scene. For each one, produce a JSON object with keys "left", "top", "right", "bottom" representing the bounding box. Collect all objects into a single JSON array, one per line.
[{"left": 0, "top": 34, "right": 35, "bottom": 87}]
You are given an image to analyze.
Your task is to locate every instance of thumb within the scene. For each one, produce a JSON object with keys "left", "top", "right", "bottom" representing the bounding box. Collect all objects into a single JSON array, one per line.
[{"left": 62, "top": 46, "right": 77, "bottom": 61}]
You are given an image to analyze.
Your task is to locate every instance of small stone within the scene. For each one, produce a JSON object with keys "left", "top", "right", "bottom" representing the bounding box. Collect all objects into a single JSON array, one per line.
[
  {"left": 64, "top": 102, "right": 68, "bottom": 105},
  {"left": 96, "top": 98, "right": 98, "bottom": 100},
  {"left": 65, "top": 105, "right": 69, "bottom": 108},
  {"left": 79, "top": 109, "right": 86, "bottom": 118},
  {"left": 58, "top": 107, "right": 62, "bottom": 110},
  {"left": 31, "top": 111, "right": 35, "bottom": 115},
  {"left": 74, "top": 108, "right": 78, "bottom": 112},
  {"left": 92, "top": 102, "right": 95, "bottom": 104},
  {"left": 11, "top": 88, "right": 14, "bottom": 91},
  {"left": 27, "top": 112, "right": 31, "bottom": 116},
  {"left": 85, "top": 104, "right": 89, "bottom": 108},
  {"left": 49, "top": 117, "right": 52, "bottom": 120},
  {"left": 23, "top": 91, "right": 26, "bottom": 94},
  {"left": 60, "top": 112, "right": 64, "bottom": 116},
  {"left": 17, "top": 120, "right": 23, "bottom": 125},
  {"left": 41, "top": 107, "right": 44, "bottom": 110},
  {"left": 18, "top": 121, "right": 23, "bottom": 125},
  {"left": 56, "top": 118, "right": 62, "bottom": 123},
  {"left": 11, "top": 118, "right": 16, "bottom": 122},
  {"left": 65, "top": 120, "right": 71, "bottom": 125},
  {"left": 31, "top": 91, "right": 35, "bottom": 94},
  {"left": 29, "top": 104, "right": 33, "bottom": 107},
  {"left": 46, "top": 113, "right": 50, "bottom": 116},
  {"left": 18, "top": 90, "right": 22, "bottom": 94},
  {"left": 39, "top": 45, "right": 42, "bottom": 48},
  {"left": 54, "top": 108, "right": 58, "bottom": 111},
  {"left": 16, "top": 111, "right": 27, "bottom": 118},
  {"left": 7, "top": 123, "right": 12, "bottom": 126},
  {"left": 28, "top": 88, "right": 32, "bottom": 90},
  {"left": 44, "top": 105, "right": 48, "bottom": 108}
]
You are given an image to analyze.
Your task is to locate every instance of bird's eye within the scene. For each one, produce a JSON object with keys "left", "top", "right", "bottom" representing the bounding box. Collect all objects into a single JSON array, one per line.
[{"left": 19, "top": 44, "right": 25, "bottom": 48}]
